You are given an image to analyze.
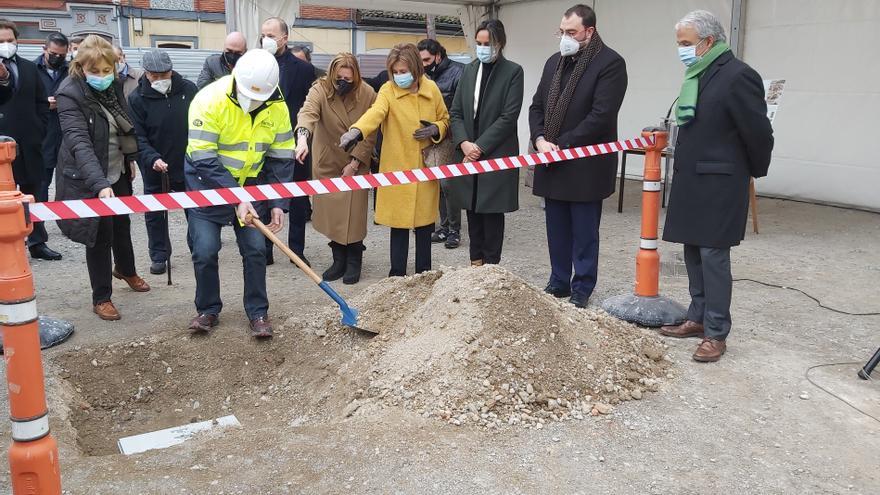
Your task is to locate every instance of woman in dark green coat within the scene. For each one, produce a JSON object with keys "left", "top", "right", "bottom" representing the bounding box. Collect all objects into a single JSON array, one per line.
[{"left": 448, "top": 19, "right": 524, "bottom": 266}]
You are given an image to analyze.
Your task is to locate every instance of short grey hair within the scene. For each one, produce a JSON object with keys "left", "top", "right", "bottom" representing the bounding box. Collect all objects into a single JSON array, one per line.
[{"left": 675, "top": 10, "right": 727, "bottom": 44}]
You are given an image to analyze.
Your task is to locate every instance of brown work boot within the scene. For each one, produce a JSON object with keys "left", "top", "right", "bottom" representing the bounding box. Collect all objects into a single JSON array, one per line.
[
  {"left": 660, "top": 320, "right": 704, "bottom": 338},
  {"left": 250, "top": 316, "right": 273, "bottom": 339},
  {"left": 693, "top": 338, "right": 727, "bottom": 362},
  {"left": 189, "top": 313, "right": 218, "bottom": 333},
  {"left": 94, "top": 301, "right": 121, "bottom": 321},
  {"left": 112, "top": 270, "right": 151, "bottom": 292}
]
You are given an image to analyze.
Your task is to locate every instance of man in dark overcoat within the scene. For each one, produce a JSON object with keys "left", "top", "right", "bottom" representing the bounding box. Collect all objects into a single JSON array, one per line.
[
  {"left": 660, "top": 10, "right": 774, "bottom": 362},
  {"left": 529, "top": 4, "right": 627, "bottom": 308},
  {"left": 0, "top": 19, "right": 60, "bottom": 260}
]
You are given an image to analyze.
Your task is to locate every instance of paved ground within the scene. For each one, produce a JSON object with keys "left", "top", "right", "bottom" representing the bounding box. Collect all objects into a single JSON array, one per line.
[{"left": 0, "top": 179, "right": 878, "bottom": 494}]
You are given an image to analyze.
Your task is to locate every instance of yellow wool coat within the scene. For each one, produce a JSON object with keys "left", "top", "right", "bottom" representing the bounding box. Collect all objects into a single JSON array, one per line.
[
  {"left": 296, "top": 81, "right": 377, "bottom": 244},
  {"left": 351, "top": 76, "right": 450, "bottom": 229}
]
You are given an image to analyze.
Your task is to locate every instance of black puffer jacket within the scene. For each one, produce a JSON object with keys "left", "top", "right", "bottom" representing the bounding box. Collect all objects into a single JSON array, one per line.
[
  {"left": 428, "top": 57, "right": 464, "bottom": 110},
  {"left": 55, "top": 76, "right": 137, "bottom": 247},
  {"left": 128, "top": 71, "right": 197, "bottom": 184}
]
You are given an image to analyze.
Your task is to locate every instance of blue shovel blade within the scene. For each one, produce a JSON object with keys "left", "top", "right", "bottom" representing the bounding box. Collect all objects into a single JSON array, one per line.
[{"left": 317, "top": 281, "right": 376, "bottom": 334}]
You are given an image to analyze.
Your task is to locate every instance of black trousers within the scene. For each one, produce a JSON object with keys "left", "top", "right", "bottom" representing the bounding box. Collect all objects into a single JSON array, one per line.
[
  {"left": 141, "top": 167, "right": 186, "bottom": 263},
  {"left": 683, "top": 245, "right": 733, "bottom": 341},
  {"left": 19, "top": 182, "right": 49, "bottom": 248},
  {"left": 283, "top": 157, "right": 312, "bottom": 256},
  {"left": 467, "top": 211, "right": 505, "bottom": 264},
  {"left": 85, "top": 176, "right": 137, "bottom": 305},
  {"left": 389, "top": 224, "right": 433, "bottom": 276}
]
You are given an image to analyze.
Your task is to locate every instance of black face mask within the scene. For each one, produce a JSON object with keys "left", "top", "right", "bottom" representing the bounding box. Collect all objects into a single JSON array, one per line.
[
  {"left": 223, "top": 51, "right": 242, "bottom": 68},
  {"left": 335, "top": 79, "right": 354, "bottom": 96},
  {"left": 425, "top": 61, "right": 438, "bottom": 76},
  {"left": 47, "top": 53, "right": 65, "bottom": 69}
]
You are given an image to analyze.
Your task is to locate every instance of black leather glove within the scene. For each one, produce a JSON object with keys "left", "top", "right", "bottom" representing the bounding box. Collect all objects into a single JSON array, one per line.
[
  {"left": 413, "top": 123, "right": 439, "bottom": 141},
  {"left": 339, "top": 128, "right": 363, "bottom": 152}
]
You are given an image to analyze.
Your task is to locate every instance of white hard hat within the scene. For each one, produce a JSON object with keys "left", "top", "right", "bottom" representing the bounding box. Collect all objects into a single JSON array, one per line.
[{"left": 233, "top": 49, "right": 280, "bottom": 101}]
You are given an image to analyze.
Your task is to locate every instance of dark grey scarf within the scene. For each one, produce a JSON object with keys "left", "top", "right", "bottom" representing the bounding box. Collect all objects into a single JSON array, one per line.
[{"left": 543, "top": 32, "right": 605, "bottom": 143}]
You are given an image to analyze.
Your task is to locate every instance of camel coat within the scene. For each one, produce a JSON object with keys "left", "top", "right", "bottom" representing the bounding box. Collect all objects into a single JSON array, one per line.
[
  {"left": 297, "top": 81, "right": 377, "bottom": 244},
  {"left": 351, "top": 76, "right": 449, "bottom": 229}
]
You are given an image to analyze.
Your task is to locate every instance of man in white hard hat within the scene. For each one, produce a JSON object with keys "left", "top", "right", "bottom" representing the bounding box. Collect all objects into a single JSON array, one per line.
[{"left": 185, "top": 48, "right": 295, "bottom": 338}]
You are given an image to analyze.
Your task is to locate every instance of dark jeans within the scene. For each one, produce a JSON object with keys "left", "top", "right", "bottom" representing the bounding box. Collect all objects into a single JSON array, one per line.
[
  {"left": 142, "top": 169, "right": 186, "bottom": 263},
  {"left": 189, "top": 211, "right": 268, "bottom": 320},
  {"left": 284, "top": 157, "right": 312, "bottom": 256},
  {"left": 19, "top": 182, "right": 49, "bottom": 248},
  {"left": 389, "top": 224, "right": 433, "bottom": 276},
  {"left": 85, "top": 177, "right": 136, "bottom": 305},
  {"left": 545, "top": 198, "right": 603, "bottom": 299},
  {"left": 438, "top": 180, "right": 461, "bottom": 233},
  {"left": 684, "top": 245, "right": 733, "bottom": 341},
  {"left": 467, "top": 211, "right": 505, "bottom": 264}
]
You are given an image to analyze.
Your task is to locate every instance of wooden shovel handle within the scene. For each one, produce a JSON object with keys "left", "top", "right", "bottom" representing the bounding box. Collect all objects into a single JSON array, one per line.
[{"left": 246, "top": 214, "right": 322, "bottom": 284}]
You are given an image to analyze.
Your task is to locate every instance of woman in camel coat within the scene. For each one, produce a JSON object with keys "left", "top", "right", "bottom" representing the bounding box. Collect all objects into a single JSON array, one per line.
[
  {"left": 342, "top": 43, "right": 450, "bottom": 277},
  {"left": 295, "top": 53, "right": 377, "bottom": 284}
]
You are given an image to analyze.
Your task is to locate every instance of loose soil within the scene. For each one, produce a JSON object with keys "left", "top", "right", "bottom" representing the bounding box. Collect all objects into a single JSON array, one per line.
[{"left": 55, "top": 265, "right": 670, "bottom": 456}]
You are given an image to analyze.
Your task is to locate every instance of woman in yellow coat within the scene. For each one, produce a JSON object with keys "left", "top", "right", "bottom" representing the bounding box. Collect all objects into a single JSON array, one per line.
[
  {"left": 340, "top": 43, "right": 450, "bottom": 277},
  {"left": 295, "top": 53, "right": 377, "bottom": 285}
]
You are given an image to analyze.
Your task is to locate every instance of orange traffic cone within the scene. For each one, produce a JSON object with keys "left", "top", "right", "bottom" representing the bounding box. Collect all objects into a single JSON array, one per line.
[
  {"left": 0, "top": 190, "right": 62, "bottom": 493},
  {"left": 602, "top": 127, "right": 686, "bottom": 327}
]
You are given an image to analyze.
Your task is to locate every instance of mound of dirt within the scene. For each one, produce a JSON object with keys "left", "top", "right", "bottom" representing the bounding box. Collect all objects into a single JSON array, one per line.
[
  {"left": 53, "top": 265, "right": 672, "bottom": 456},
  {"left": 309, "top": 265, "right": 672, "bottom": 429}
]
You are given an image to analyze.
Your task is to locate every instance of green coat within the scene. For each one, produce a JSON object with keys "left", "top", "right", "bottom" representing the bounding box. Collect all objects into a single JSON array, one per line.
[{"left": 447, "top": 57, "right": 524, "bottom": 214}]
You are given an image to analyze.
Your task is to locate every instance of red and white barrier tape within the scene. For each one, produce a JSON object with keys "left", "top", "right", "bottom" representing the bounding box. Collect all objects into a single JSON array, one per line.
[{"left": 28, "top": 136, "right": 653, "bottom": 222}]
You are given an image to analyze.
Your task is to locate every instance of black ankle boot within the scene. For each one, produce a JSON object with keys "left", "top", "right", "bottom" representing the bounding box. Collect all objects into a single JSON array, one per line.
[
  {"left": 322, "top": 241, "right": 347, "bottom": 281},
  {"left": 343, "top": 242, "right": 365, "bottom": 285}
]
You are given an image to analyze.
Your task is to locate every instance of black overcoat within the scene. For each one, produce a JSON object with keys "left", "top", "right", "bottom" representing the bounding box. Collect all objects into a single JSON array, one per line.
[
  {"left": 528, "top": 46, "right": 627, "bottom": 202},
  {"left": 662, "top": 51, "right": 774, "bottom": 248},
  {"left": 447, "top": 57, "right": 524, "bottom": 214},
  {"left": 0, "top": 55, "right": 49, "bottom": 186}
]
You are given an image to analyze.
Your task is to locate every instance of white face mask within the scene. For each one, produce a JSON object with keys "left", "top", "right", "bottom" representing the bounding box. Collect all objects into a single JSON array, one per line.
[
  {"left": 237, "top": 91, "right": 263, "bottom": 113},
  {"left": 151, "top": 78, "right": 172, "bottom": 95},
  {"left": 261, "top": 37, "right": 278, "bottom": 54},
  {"left": 68, "top": 50, "right": 77, "bottom": 62},
  {"left": 116, "top": 62, "right": 127, "bottom": 74},
  {"left": 0, "top": 41, "right": 17, "bottom": 59},
  {"left": 559, "top": 35, "right": 581, "bottom": 57}
]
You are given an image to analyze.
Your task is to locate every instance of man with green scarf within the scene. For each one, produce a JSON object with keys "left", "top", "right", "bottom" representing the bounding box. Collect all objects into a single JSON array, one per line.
[{"left": 660, "top": 10, "right": 774, "bottom": 363}]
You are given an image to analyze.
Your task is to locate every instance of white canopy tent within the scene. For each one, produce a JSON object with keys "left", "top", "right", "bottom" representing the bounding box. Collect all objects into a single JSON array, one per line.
[{"left": 225, "top": 0, "right": 880, "bottom": 211}]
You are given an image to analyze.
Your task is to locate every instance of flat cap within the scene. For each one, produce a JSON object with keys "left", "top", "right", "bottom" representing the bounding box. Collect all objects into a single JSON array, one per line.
[{"left": 141, "top": 49, "right": 172, "bottom": 73}]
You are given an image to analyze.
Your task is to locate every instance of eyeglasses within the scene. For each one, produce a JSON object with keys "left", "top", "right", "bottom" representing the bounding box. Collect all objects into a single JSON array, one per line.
[{"left": 555, "top": 29, "right": 585, "bottom": 39}]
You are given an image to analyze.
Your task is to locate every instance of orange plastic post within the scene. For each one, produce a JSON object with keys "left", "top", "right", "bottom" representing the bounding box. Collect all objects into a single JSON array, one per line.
[
  {"left": 634, "top": 129, "right": 668, "bottom": 298},
  {"left": 0, "top": 190, "right": 62, "bottom": 494},
  {"left": 0, "top": 140, "right": 16, "bottom": 192}
]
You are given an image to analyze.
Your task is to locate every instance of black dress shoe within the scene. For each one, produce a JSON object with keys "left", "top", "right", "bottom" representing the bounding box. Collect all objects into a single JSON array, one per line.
[
  {"left": 150, "top": 262, "right": 167, "bottom": 275},
  {"left": 544, "top": 284, "right": 571, "bottom": 298},
  {"left": 569, "top": 292, "right": 589, "bottom": 308},
  {"left": 290, "top": 254, "right": 311, "bottom": 268},
  {"left": 29, "top": 244, "right": 62, "bottom": 261}
]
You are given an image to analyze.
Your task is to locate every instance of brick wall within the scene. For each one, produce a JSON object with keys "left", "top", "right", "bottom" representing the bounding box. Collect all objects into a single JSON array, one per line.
[
  {"left": 196, "top": 0, "right": 225, "bottom": 13},
  {"left": 299, "top": 6, "right": 351, "bottom": 21}
]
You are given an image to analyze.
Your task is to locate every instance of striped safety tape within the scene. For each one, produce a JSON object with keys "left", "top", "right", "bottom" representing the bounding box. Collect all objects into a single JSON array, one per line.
[{"left": 28, "top": 136, "right": 653, "bottom": 222}]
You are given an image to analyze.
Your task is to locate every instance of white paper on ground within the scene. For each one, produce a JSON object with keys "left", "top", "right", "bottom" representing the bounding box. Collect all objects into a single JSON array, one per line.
[{"left": 118, "top": 415, "right": 240, "bottom": 455}]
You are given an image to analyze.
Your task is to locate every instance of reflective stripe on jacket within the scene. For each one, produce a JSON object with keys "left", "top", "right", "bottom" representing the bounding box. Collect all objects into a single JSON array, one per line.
[{"left": 186, "top": 75, "right": 295, "bottom": 186}]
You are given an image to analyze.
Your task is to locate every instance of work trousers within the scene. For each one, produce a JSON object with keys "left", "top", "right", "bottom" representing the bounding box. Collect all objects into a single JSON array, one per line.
[
  {"left": 86, "top": 177, "right": 136, "bottom": 305},
  {"left": 389, "top": 224, "right": 433, "bottom": 277},
  {"left": 189, "top": 211, "right": 269, "bottom": 320},
  {"left": 438, "top": 180, "right": 461, "bottom": 233},
  {"left": 544, "top": 198, "right": 603, "bottom": 299},
  {"left": 141, "top": 167, "right": 186, "bottom": 263},
  {"left": 683, "top": 245, "right": 733, "bottom": 341},
  {"left": 467, "top": 211, "right": 505, "bottom": 264}
]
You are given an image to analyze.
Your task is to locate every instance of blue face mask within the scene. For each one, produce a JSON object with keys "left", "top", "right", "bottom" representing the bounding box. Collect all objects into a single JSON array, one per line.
[
  {"left": 393, "top": 72, "right": 414, "bottom": 89},
  {"left": 475, "top": 45, "right": 495, "bottom": 64},
  {"left": 86, "top": 73, "right": 115, "bottom": 91},
  {"left": 678, "top": 39, "right": 705, "bottom": 67}
]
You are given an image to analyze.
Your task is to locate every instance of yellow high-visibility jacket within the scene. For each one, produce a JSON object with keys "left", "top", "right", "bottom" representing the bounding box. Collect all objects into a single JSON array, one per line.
[{"left": 184, "top": 75, "right": 294, "bottom": 218}]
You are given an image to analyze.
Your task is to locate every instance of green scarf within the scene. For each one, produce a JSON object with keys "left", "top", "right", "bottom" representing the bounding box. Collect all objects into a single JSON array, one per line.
[{"left": 676, "top": 41, "right": 731, "bottom": 126}]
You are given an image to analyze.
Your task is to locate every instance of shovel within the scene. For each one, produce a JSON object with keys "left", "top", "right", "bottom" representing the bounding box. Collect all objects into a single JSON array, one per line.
[{"left": 247, "top": 214, "right": 376, "bottom": 335}]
